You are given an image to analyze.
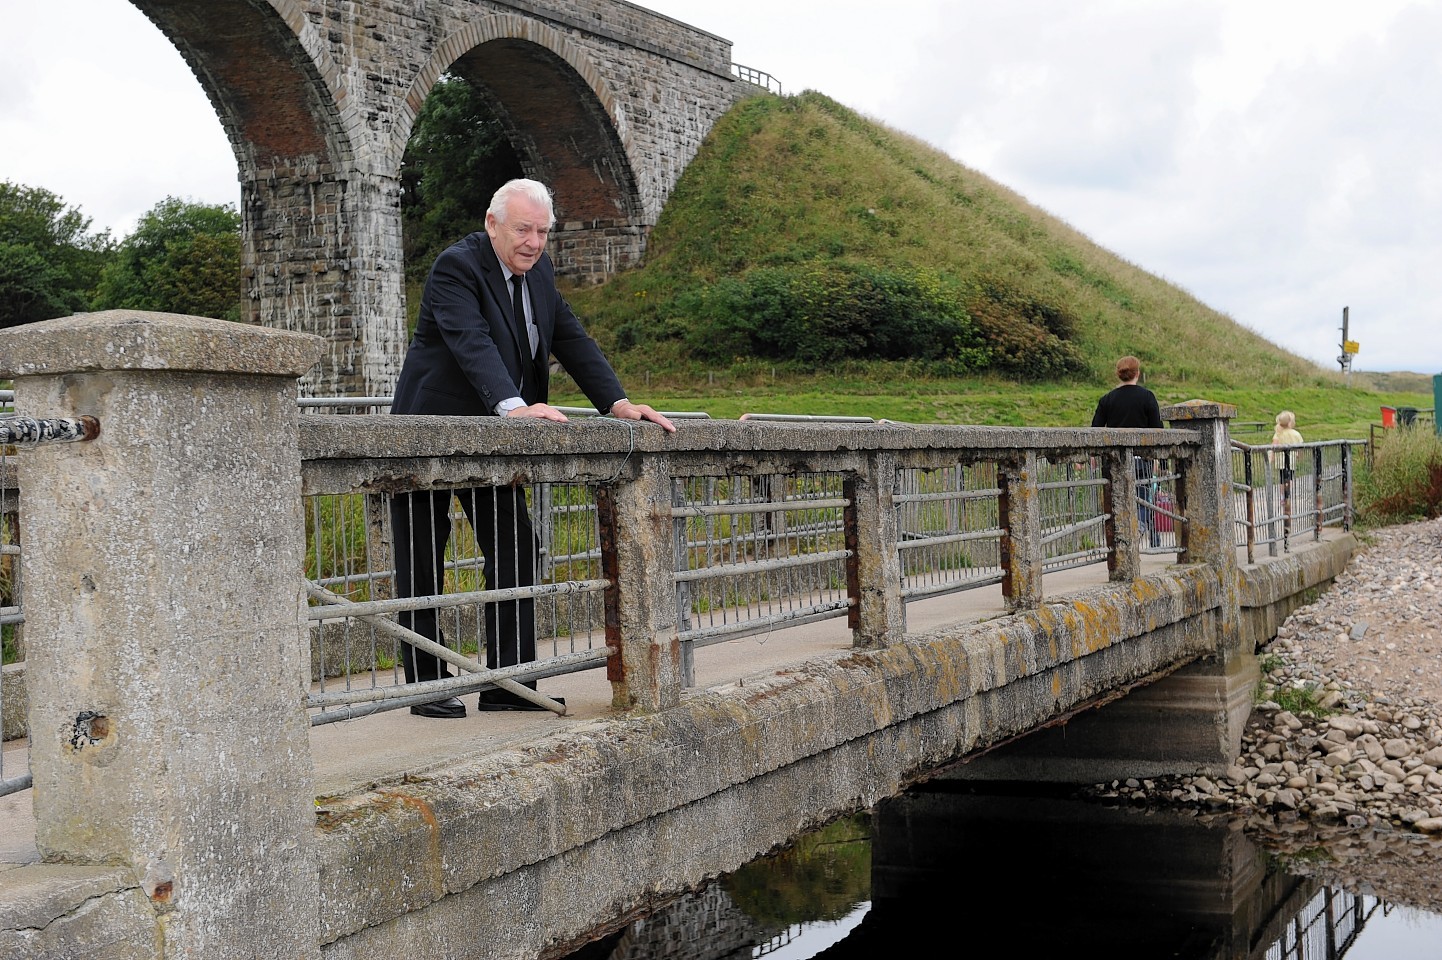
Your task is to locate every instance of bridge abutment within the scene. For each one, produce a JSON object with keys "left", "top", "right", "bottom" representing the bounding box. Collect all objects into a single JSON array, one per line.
[{"left": 0, "top": 312, "right": 325, "bottom": 959}]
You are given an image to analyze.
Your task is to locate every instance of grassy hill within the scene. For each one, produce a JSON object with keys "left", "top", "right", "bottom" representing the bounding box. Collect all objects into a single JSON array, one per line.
[{"left": 549, "top": 91, "right": 1432, "bottom": 439}]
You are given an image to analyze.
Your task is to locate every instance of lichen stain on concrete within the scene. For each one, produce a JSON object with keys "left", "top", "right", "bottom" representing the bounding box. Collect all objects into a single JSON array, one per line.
[{"left": 1070, "top": 600, "right": 1123, "bottom": 656}]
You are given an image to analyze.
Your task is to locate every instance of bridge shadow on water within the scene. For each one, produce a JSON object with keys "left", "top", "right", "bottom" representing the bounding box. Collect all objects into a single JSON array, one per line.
[{"left": 559, "top": 784, "right": 1442, "bottom": 959}]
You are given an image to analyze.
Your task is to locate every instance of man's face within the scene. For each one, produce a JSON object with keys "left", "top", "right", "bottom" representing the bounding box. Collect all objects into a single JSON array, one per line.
[{"left": 485, "top": 195, "right": 551, "bottom": 275}]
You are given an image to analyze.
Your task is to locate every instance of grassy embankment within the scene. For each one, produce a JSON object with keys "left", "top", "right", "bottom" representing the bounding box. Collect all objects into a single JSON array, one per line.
[{"left": 529, "top": 91, "right": 1431, "bottom": 439}]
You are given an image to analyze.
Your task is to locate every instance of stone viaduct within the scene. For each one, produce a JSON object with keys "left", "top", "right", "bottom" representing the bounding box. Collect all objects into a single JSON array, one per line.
[{"left": 132, "top": 0, "right": 753, "bottom": 396}]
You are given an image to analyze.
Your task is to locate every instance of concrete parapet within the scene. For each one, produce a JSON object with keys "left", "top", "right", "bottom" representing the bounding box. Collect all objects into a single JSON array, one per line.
[
  {"left": 310, "top": 564, "right": 1222, "bottom": 957},
  {"left": 1237, "top": 532, "right": 1357, "bottom": 649},
  {"left": 0, "top": 865, "right": 152, "bottom": 960}
]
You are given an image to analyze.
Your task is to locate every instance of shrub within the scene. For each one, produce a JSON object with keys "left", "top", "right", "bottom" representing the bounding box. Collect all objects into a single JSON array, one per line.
[
  {"left": 680, "top": 261, "right": 991, "bottom": 371},
  {"left": 1357, "top": 425, "right": 1442, "bottom": 525},
  {"left": 964, "top": 274, "right": 1087, "bottom": 380}
]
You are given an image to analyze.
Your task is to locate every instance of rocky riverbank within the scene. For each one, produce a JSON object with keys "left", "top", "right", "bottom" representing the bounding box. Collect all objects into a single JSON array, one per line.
[{"left": 1083, "top": 516, "right": 1442, "bottom": 909}]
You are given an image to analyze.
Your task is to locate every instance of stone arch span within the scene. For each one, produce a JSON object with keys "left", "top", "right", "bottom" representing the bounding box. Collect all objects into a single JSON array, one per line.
[
  {"left": 410, "top": 16, "right": 647, "bottom": 280},
  {"left": 115, "top": 1, "right": 750, "bottom": 396}
]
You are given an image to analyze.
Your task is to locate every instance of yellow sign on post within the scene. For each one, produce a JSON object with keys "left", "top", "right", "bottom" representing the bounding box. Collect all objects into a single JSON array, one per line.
[{"left": 1343, "top": 340, "right": 1360, "bottom": 354}]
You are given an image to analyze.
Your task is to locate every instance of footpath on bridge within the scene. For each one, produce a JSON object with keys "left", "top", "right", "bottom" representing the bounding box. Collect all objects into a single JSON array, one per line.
[{"left": 0, "top": 540, "right": 1331, "bottom": 866}]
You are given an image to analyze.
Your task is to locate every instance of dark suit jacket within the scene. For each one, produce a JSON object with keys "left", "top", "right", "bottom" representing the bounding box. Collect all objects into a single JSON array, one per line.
[{"left": 392, "top": 232, "right": 624, "bottom": 416}]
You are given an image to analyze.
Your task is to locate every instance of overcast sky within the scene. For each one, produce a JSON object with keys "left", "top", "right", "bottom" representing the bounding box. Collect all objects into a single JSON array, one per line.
[{"left": 3, "top": 0, "right": 1439, "bottom": 373}]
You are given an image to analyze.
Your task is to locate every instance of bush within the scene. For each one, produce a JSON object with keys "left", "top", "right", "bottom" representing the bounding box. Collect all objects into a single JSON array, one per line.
[
  {"left": 679, "top": 261, "right": 991, "bottom": 372},
  {"left": 1357, "top": 425, "right": 1442, "bottom": 525}
]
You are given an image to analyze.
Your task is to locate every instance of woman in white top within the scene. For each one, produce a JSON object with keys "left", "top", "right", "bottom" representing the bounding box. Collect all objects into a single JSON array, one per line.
[{"left": 1268, "top": 410, "right": 1304, "bottom": 494}]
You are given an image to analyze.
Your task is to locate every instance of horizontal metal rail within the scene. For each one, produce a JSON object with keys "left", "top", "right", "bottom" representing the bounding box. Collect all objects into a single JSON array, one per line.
[
  {"left": 0, "top": 772, "right": 31, "bottom": 800},
  {"left": 305, "top": 577, "right": 608, "bottom": 621},
  {"left": 680, "top": 598, "right": 852, "bottom": 646},
  {"left": 671, "top": 497, "right": 850, "bottom": 519},
  {"left": 673, "top": 549, "right": 851, "bottom": 584}
]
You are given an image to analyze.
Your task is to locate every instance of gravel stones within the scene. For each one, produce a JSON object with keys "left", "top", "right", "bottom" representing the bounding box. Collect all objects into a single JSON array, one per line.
[{"left": 1089, "top": 516, "right": 1442, "bottom": 830}]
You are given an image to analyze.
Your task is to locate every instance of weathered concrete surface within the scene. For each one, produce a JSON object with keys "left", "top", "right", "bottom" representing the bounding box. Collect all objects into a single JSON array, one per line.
[
  {"left": 0, "top": 865, "right": 153, "bottom": 960},
  {"left": 0, "top": 542, "right": 1348, "bottom": 960},
  {"left": 0, "top": 312, "right": 326, "bottom": 960},
  {"left": 1237, "top": 532, "right": 1357, "bottom": 649},
  {"left": 311, "top": 564, "right": 1222, "bottom": 959}
]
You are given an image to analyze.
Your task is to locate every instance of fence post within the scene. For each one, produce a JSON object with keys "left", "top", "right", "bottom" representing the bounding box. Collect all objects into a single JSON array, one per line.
[
  {"left": 0, "top": 311, "right": 323, "bottom": 958},
  {"left": 597, "top": 457, "right": 682, "bottom": 711},
  {"left": 999, "top": 451, "right": 1043, "bottom": 612},
  {"left": 847, "top": 451, "right": 905, "bottom": 646}
]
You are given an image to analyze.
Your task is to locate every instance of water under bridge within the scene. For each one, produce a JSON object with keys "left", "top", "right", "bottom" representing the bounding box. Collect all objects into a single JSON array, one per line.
[{"left": 0, "top": 312, "right": 1359, "bottom": 959}]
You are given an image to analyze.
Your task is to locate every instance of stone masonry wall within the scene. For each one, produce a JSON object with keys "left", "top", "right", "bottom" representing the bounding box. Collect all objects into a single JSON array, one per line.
[{"left": 140, "top": 0, "right": 751, "bottom": 396}]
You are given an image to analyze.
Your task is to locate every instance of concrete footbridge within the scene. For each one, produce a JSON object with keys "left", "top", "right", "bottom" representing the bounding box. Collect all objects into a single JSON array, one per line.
[{"left": 0, "top": 313, "right": 1358, "bottom": 959}]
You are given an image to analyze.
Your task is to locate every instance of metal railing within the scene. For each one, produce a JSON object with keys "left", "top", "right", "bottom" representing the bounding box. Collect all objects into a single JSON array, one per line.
[
  {"left": 2, "top": 402, "right": 1367, "bottom": 781},
  {"left": 1231, "top": 439, "right": 1363, "bottom": 563},
  {"left": 732, "top": 62, "right": 782, "bottom": 95},
  {"left": 293, "top": 417, "right": 1201, "bottom": 723},
  {"left": 1261, "top": 885, "right": 1382, "bottom": 960}
]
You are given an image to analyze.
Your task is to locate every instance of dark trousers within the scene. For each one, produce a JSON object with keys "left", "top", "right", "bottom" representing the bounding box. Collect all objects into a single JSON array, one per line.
[{"left": 389, "top": 485, "right": 537, "bottom": 687}]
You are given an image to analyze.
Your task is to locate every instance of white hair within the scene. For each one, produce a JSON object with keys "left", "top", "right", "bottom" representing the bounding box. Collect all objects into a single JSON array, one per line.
[{"left": 488, "top": 178, "right": 555, "bottom": 228}]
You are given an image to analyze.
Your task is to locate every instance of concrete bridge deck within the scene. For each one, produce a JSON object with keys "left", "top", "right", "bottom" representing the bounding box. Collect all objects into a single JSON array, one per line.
[{"left": 0, "top": 540, "right": 1324, "bottom": 870}]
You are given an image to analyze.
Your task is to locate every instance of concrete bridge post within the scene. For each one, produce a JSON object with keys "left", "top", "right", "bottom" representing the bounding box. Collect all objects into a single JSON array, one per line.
[
  {"left": 846, "top": 451, "right": 906, "bottom": 647},
  {"left": 1000, "top": 451, "right": 1044, "bottom": 612},
  {"left": 597, "top": 457, "right": 683, "bottom": 711},
  {"left": 1103, "top": 447, "right": 1143, "bottom": 582},
  {"left": 1164, "top": 400, "right": 1243, "bottom": 656},
  {"left": 0, "top": 311, "right": 325, "bottom": 958}
]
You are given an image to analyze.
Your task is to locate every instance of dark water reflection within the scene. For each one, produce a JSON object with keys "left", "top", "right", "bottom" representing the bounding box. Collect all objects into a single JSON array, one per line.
[{"left": 559, "top": 784, "right": 1442, "bottom": 959}]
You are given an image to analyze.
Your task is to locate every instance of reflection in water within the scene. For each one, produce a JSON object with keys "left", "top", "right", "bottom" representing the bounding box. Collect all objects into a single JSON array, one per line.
[{"left": 558, "top": 785, "right": 1442, "bottom": 959}]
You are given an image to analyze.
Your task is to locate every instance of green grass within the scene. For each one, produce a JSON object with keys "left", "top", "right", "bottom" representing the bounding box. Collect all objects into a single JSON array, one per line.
[
  {"left": 551, "top": 367, "right": 1429, "bottom": 441},
  {"left": 533, "top": 90, "right": 1434, "bottom": 437}
]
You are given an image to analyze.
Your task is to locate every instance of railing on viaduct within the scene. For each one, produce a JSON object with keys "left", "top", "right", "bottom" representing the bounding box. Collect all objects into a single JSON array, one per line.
[{"left": 0, "top": 313, "right": 1362, "bottom": 959}]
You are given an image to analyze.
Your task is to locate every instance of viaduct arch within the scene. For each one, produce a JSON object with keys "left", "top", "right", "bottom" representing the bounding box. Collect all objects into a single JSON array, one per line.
[{"left": 128, "top": 0, "right": 750, "bottom": 395}]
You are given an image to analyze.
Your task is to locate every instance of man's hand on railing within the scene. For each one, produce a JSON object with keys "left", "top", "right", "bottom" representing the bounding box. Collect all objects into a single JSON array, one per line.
[
  {"left": 502, "top": 401, "right": 574, "bottom": 424},
  {"left": 608, "top": 399, "right": 676, "bottom": 433}
]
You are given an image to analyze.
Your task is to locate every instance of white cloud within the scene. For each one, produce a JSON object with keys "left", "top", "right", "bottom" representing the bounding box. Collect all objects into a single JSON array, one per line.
[{"left": 3, "top": 0, "right": 1438, "bottom": 372}]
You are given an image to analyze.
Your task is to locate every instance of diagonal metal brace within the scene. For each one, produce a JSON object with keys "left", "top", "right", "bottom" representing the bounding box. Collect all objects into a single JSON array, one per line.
[{"left": 304, "top": 581, "right": 567, "bottom": 714}]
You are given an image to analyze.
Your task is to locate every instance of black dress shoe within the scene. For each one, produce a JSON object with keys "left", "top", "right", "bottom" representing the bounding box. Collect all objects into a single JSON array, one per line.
[
  {"left": 410, "top": 696, "right": 467, "bottom": 719},
  {"left": 476, "top": 695, "right": 566, "bottom": 712}
]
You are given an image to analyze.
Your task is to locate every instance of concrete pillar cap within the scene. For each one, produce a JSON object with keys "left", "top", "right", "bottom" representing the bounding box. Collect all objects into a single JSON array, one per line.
[
  {"left": 1161, "top": 399, "right": 1238, "bottom": 422},
  {"left": 0, "top": 310, "right": 323, "bottom": 379}
]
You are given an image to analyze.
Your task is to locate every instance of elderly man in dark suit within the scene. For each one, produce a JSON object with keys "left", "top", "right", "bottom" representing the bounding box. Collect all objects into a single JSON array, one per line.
[{"left": 390, "top": 178, "right": 674, "bottom": 719}]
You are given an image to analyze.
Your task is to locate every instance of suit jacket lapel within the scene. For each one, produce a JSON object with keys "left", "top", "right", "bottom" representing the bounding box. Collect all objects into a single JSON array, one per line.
[{"left": 477, "top": 235, "right": 529, "bottom": 375}]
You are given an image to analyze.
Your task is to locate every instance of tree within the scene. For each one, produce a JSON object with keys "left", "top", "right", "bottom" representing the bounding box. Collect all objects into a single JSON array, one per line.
[
  {"left": 400, "top": 75, "right": 522, "bottom": 283},
  {"left": 93, "top": 197, "right": 243, "bottom": 322},
  {"left": 0, "top": 181, "right": 113, "bottom": 329}
]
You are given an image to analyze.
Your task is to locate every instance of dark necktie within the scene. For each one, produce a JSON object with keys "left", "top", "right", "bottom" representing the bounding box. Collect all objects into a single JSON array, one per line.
[{"left": 510, "top": 274, "right": 536, "bottom": 358}]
